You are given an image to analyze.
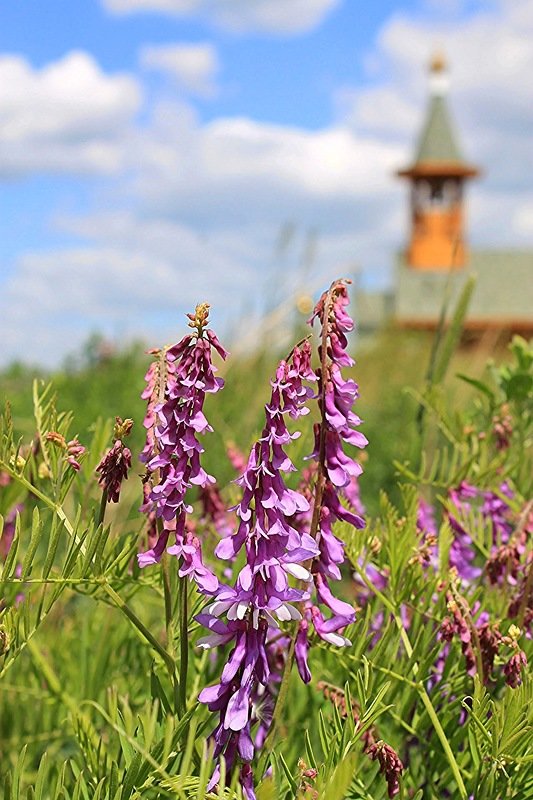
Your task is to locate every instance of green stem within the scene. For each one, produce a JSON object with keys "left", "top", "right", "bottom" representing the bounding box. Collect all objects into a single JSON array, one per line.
[
  {"left": 178, "top": 576, "right": 189, "bottom": 715},
  {"left": 162, "top": 553, "right": 183, "bottom": 715},
  {"left": 102, "top": 581, "right": 177, "bottom": 680},
  {"left": 162, "top": 554, "right": 174, "bottom": 650},
  {"left": 262, "top": 627, "right": 297, "bottom": 756},
  {"left": 97, "top": 487, "right": 108, "bottom": 528},
  {"left": 416, "top": 689, "right": 468, "bottom": 798}
]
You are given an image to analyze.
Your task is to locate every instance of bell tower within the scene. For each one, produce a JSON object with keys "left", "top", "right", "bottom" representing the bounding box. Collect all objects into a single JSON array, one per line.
[{"left": 398, "top": 54, "right": 479, "bottom": 270}]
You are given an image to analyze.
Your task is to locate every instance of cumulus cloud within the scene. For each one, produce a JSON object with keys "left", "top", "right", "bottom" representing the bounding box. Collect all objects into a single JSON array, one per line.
[
  {"left": 129, "top": 107, "right": 403, "bottom": 229},
  {"left": 0, "top": 226, "right": 255, "bottom": 366},
  {"left": 0, "top": 51, "right": 141, "bottom": 176},
  {"left": 0, "top": 96, "right": 402, "bottom": 365},
  {"left": 140, "top": 42, "right": 219, "bottom": 96},
  {"left": 102, "top": 0, "right": 340, "bottom": 35}
]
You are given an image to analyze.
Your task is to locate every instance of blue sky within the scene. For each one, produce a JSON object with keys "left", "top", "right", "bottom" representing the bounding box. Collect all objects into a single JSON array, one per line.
[{"left": 1, "top": 0, "right": 532, "bottom": 365}]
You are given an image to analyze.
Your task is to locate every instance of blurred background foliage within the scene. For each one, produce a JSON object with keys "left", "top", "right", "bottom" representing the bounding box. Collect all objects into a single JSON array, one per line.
[{"left": 0, "top": 323, "right": 508, "bottom": 517}]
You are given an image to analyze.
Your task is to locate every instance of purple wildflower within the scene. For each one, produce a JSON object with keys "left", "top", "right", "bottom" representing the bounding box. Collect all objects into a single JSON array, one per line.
[
  {"left": 407, "top": 498, "right": 439, "bottom": 570},
  {"left": 448, "top": 481, "right": 515, "bottom": 582},
  {"left": 239, "top": 764, "right": 257, "bottom": 800},
  {"left": 297, "top": 279, "right": 367, "bottom": 678},
  {"left": 138, "top": 303, "right": 227, "bottom": 595},
  {"left": 140, "top": 482, "right": 158, "bottom": 553},
  {"left": 0, "top": 503, "right": 22, "bottom": 561},
  {"left": 448, "top": 482, "right": 482, "bottom": 581},
  {"left": 45, "top": 432, "right": 86, "bottom": 472},
  {"left": 417, "top": 498, "right": 437, "bottom": 538},
  {"left": 295, "top": 617, "right": 312, "bottom": 684},
  {"left": 197, "top": 342, "right": 318, "bottom": 795},
  {"left": 140, "top": 347, "right": 175, "bottom": 466},
  {"left": 481, "top": 482, "right": 514, "bottom": 543},
  {"left": 65, "top": 439, "right": 86, "bottom": 472},
  {"left": 342, "top": 472, "right": 366, "bottom": 517}
]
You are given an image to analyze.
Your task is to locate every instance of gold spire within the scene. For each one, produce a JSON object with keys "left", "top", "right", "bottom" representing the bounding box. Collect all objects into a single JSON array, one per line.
[
  {"left": 428, "top": 50, "right": 449, "bottom": 96},
  {"left": 430, "top": 51, "right": 447, "bottom": 74}
]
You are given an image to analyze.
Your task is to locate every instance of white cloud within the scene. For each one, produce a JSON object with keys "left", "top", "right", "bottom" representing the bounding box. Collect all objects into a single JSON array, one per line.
[
  {"left": 102, "top": 0, "right": 340, "bottom": 35},
  {"left": 0, "top": 98, "right": 403, "bottom": 365},
  {"left": 514, "top": 203, "right": 533, "bottom": 237},
  {"left": 0, "top": 51, "right": 141, "bottom": 176},
  {"left": 126, "top": 103, "right": 403, "bottom": 231},
  {"left": 2, "top": 0, "right": 533, "bottom": 365},
  {"left": 140, "top": 42, "right": 219, "bottom": 96},
  {"left": 0, "top": 228, "right": 254, "bottom": 366}
]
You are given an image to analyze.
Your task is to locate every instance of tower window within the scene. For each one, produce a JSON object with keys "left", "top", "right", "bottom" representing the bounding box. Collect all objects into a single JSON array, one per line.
[{"left": 430, "top": 182, "right": 444, "bottom": 204}]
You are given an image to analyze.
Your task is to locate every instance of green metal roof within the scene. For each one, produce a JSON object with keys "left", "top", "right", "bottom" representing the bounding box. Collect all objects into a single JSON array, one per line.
[
  {"left": 395, "top": 250, "right": 533, "bottom": 324},
  {"left": 415, "top": 94, "right": 463, "bottom": 164}
]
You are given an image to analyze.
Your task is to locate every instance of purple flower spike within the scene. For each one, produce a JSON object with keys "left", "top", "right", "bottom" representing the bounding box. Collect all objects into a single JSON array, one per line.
[
  {"left": 138, "top": 303, "right": 227, "bottom": 594},
  {"left": 197, "top": 342, "right": 318, "bottom": 785},
  {"left": 304, "top": 280, "right": 367, "bottom": 667}
]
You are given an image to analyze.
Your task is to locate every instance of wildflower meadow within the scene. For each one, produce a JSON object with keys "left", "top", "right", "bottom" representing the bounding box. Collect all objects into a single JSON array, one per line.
[{"left": 0, "top": 280, "right": 532, "bottom": 799}]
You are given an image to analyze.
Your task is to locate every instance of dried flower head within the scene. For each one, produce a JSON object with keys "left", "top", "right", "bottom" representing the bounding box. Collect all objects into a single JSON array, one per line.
[
  {"left": 96, "top": 440, "right": 132, "bottom": 504},
  {"left": 45, "top": 431, "right": 67, "bottom": 449},
  {"left": 503, "top": 650, "right": 527, "bottom": 688},
  {"left": 113, "top": 416, "right": 133, "bottom": 440},
  {"left": 366, "top": 740, "right": 404, "bottom": 798}
]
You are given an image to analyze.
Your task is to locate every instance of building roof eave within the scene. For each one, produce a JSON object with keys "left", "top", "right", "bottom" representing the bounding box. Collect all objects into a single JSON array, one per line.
[{"left": 397, "top": 161, "right": 481, "bottom": 179}]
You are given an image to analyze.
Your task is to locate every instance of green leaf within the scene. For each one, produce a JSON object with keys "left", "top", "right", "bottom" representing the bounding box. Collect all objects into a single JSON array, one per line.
[
  {"left": 21, "top": 507, "right": 43, "bottom": 579},
  {"left": 456, "top": 373, "right": 495, "bottom": 400},
  {"left": 433, "top": 275, "right": 476, "bottom": 386},
  {"left": 277, "top": 753, "right": 297, "bottom": 794},
  {"left": 120, "top": 751, "right": 142, "bottom": 800}
]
